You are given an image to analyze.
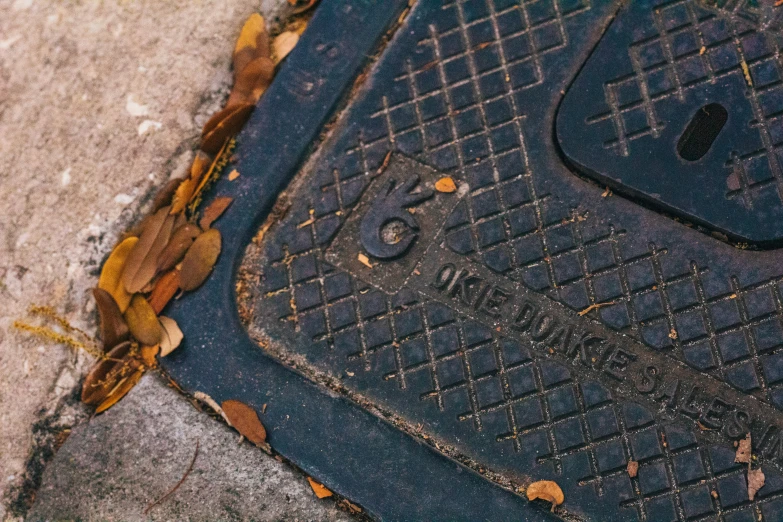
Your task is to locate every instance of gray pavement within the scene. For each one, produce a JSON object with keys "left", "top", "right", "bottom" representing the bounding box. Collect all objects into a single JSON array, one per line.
[
  {"left": 27, "top": 374, "right": 353, "bottom": 522},
  {"left": 0, "top": 0, "right": 354, "bottom": 519}
]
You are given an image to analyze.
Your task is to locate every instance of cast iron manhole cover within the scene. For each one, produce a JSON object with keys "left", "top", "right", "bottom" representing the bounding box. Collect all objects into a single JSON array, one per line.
[{"left": 162, "top": 1, "right": 783, "bottom": 520}]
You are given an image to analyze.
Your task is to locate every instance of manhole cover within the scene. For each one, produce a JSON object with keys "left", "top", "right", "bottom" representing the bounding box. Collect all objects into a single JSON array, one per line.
[{"left": 162, "top": 1, "right": 783, "bottom": 520}]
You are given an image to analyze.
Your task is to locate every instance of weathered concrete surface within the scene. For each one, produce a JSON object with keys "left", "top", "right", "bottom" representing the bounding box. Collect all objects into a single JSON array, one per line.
[
  {"left": 27, "top": 374, "right": 353, "bottom": 522},
  {"left": 0, "top": 0, "right": 316, "bottom": 517}
]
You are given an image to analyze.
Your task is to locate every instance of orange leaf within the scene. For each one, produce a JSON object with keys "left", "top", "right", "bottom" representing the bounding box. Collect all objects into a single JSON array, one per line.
[
  {"left": 233, "top": 14, "right": 270, "bottom": 74},
  {"left": 526, "top": 480, "right": 564, "bottom": 511},
  {"left": 199, "top": 197, "right": 233, "bottom": 230},
  {"left": 435, "top": 176, "right": 457, "bottom": 193},
  {"left": 180, "top": 229, "right": 222, "bottom": 291},
  {"left": 221, "top": 399, "right": 266, "bottom": 445},
  {"left": 307, "top": 477, "right": 333, "bottom": 499},
  {"left": 140, "top": 345, "right": 159, "bottom": 367},
  {"left": 98, "top": 237, "right": 138, "bottom": 313},
  {"left": 148, "top": 269, "right": 181, "bottom": 314},
  {"left": 93, "top": 288, "right": 130, "bottom": 352}
]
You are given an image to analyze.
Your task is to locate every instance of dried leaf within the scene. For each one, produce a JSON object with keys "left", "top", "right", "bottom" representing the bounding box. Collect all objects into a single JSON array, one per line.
[
  {"left": 171, "top": 177, "right": 198, "bottom": 215},
  {"left": 148, "top": 269, "right": 181, "bottom": 314},
  {"left": 156, "top": 224, "right": 202, "bottom": 273},
  {"left": 201, "top": 103, "right": 255, "bottom": 155},
  {"left": 227, "top": 56, "right": 275, "bottom": 107},
  {"left": 435, "top": 176, "right": 457, "bottom": 193},
  {"left": 748, "top": 467, "right": 765, "bottom": 500},
  {"left": 290, "top": 0, "right": 319, "bottom": 14},
  {"left": 98, "top": 237, "right": 138, "bottom": 313},
  {"left": 122, "top": 206, "right": 176, "bottom": 293},
  {"left": 199, "top": 197, "right": 233, "bottom": 230},
  {"left": 307, "top": 477, "right": 333, "bottom": 499},
  {"left": 233, "top": 14, "right": 270, "bottom": 75},
  {"left": 735, "top": 433, "right": 752, "bottom": 463},
  {"left": 124, "top": 294, "right": 162, "bottom": 346},
  {"left": 93, "top": 288, "right": 129, "bottom": 352},
  {"left": 221, "top": 399, "right": 266, "bottom": 445},
  {"left": 526, "top": 480, "right": 564, "bottom": 511},
  {"left": 627, "top": 460, "right": 638, "bottom": 478},
  {"left": 81, "top": 341, "right": 136, "bottom": 405},
  {"left": 357, "top": 253, "right": 373, "bottom": 268},
  {"left": 273, "top": 31, "right": 299, "bottom": 65},
  {"left": 228, "top": 169, "right": 240, "bottom": 181},
  {"left": 159, "top": 316, "right": 184, "bottom": 357},
  {"left": 140, "top": 345, "right": 159, "bottom": 367},
  {"left": 96, "top": 368, "right": 144, "bottom": 413},
  {"left": 151, "top": 177, "right": 184, "bottom": 214},
  {"left": 180, "top": 229, "right": 222, "bottom": 291}
]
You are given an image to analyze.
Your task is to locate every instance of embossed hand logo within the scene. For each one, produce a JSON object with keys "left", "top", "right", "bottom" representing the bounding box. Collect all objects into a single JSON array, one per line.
[{"left": 359, "top": 174, "right": 434, "bottom": 260}]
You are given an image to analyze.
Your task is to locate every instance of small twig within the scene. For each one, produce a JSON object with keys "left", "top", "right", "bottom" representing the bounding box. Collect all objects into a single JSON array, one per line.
[
  {"left": 578, "top": 301, "right": 616, "bottom": 317},
  {"left": 193, "top": 391, "right": 233, "bottom": 427},
  {"left": 144, "top": 440, "right": 200, "bottom": 515}
]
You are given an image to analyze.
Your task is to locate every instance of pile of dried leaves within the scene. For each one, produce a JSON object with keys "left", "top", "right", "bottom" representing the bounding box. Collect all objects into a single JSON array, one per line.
[{"left": 15, "top": 12, "right": 305, "bottom": 414}]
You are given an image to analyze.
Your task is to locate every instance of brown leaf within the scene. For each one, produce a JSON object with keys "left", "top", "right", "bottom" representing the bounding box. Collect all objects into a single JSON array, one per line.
[
  {"left": 307, "top": 477, "right": 333, "bottom": 499},
  {"left": 124, "top": 294, "right": 162, "bottom": 346},
  {"left": 96, "top": 368, "right": 144, "bottom": 413},
  {"left": 156, "top": 224, "right": 202, "bottom": 273},
  {"left": 227, "top": 56, "right": 275, "bottom": 108},
  {"left": 748, "top": 467, "right": 766, "bottom": 500},
  {"left": 92, "top": 288, "right": 129, "bottom": 352},
  {"left": 98, "top": 237, "right": 138, "bottom": 313},
  {"left": 159, "top": 316, "right": 184, "bottom": 357},
  {"left": 435, "top": 176, "right": 457, "bottom": 193},
  {"left": 735, "top": 433, "right": 752, "bottom": 463},
  {"left": 148, "top": 269, "right": 181, "bottom": 314},
  {"left": 81, "top": 341, "right": 136, "bottom": 405},
  {"left": 199, "top": 197, "right": 233, "bottom": 230},
  {"left": 221, "top": 399, "right": 266, "bottom": 445},
  {"left": 273, "top": 31, "right": 299, "bottom": 65},
  {"left": 290, "top": 0, "right": 319, "bottom": 14},
  {"left": 180, "top": 229, "right": 222, "bottom": 291},
  {"left": 526, "top": 480, "right": 564, "bottom": 511},
  {"left": 150, "top": 177, "right": 184, "bottom": 214},
  {"left": 121, "top": 206, "right": 176, "bottom": 293},
  {"left": 627, "top": 460, "right": 638, "bottom": 478},
  {"left": 201, "top": 103, "right": 255, "bottom": 155}
]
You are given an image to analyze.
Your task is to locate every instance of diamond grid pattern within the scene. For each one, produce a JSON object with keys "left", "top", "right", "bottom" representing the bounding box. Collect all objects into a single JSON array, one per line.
[
  {"left": 254, "top": 0, "right": 783, "bottom": 519},
  {"left": 587, "top": 0, "right": 783, "bottom": 208}
]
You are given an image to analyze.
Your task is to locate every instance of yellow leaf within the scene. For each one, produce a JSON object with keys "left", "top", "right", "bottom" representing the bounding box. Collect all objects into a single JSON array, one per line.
[
  {"left": 234, "top": 14, "right": 266, "bottom": 59},
  {"left": 124, "top": 294, "right": 162, "bottom": 346},
  {"left": 526, "top": 480, "right": 564, "bottom": 511},
  {"left": 221, "top": 399, "right": 266, "bottom": 445},
  {"left": 140, "top": 344, "right": 159, "bottom": 367},
  {"left": 435, "top": 176, "right": 457, "bottom": 193},
  {"left": 98, "top": 237, "right": 138, "bottom": 313},
  {"left": 158, "top": 316, "right": 184, "bottom": 357},
  {"left": 357, "top": 253, "right": 373, "bottom": 268},
  {"left": 307, "top": 477, "right": 333, "bottom": 498}
]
